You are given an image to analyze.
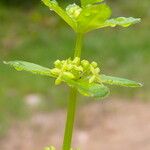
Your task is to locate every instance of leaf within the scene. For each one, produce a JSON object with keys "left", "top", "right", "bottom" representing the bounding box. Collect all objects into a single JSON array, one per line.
[
  {"left": 42, "top": 0, "right": 77, "bottom": 31},
  {"left": 4, "top": 61, "right": 53, "bottom": 77},
  {"left": 81, "top": 0, "right": 104, "bottom": 7},
  {"left": 101, "top": 74, "right": 143, "bottom": 87},
  {"left": 77, "top": 81, "right": 110, "bottom": 98},
  {"left": 103, "top": 17, "right": 141, "bottom": 27},
  {"left": 77, "top": 3, "right": 111, "bottom": 33},
  {"left": 63, "top": 78, "right": 110, "bottom": 98}
]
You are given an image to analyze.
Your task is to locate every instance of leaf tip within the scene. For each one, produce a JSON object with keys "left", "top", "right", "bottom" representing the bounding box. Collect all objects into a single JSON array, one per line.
[
  {"left": 134, "top": 18, "right": 141, "bottom": 24},
  {"left": 139, "top": 18, "right": 141, "bottom": 21},
  {"left": 138, "top": 82, "right": 143, "bottom": 87}
]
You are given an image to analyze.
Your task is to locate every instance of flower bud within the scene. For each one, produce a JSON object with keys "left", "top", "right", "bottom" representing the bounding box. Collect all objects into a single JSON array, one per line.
[
  {"left": 90, "top": 65, "right": 95, "bottom": 73},
  {"left": 91, "top": 61, "right": 98, "bottom": 68},
  {"left": 67, "top": 64, "right": 73, "bottom": 70},
  {"left": 50, "top": 68, "right": 61, "bottom": 76},
  {"left": 63, "top": 64, "right": 68, "bottom": 70},
  {"left": 95, "top": 67, "right": 100, "bottom": 73},
  {"left": 63, "top": 72, "right": 75, "bottom": 79},
  {"left": 74, "top": 66, "right": 83, "bottom": 72},
  {"left": 61, "top": 60, "right": 66, "bottom": 64},
  {"left": 81, "top": 60, "right": 89, "bottom": 68},
  {"left": 89, "top": 75, "right": 96, "bottom": 83},
  {"left": 54, "top": 60, "right": 61, "bottom": 68}
]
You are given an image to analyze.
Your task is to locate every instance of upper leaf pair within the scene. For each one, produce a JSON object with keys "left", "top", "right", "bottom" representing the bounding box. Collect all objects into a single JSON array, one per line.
[
  {"left": 42, "top": 0, "right": 141, "bottom": 33},
  {"left": 4, "top": 60, "right": 142, "bottom": 99}
]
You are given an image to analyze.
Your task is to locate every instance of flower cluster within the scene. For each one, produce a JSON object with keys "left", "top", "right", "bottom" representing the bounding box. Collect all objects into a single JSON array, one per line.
[{"left": 50, "top": 57, "right": 101, "bottom": 85}]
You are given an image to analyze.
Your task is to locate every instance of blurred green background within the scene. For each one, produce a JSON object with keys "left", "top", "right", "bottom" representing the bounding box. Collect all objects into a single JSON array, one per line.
[{"left": 0, "top": 0, "right": 149, "bottom": 135}]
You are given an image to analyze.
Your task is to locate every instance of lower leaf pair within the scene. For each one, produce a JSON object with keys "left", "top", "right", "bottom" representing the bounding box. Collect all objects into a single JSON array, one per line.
[{"left": 4, "top": 60, "right": 142, "bottom": 99}]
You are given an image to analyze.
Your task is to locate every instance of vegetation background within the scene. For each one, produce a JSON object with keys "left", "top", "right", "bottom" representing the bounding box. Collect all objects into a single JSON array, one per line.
[{"left": 0, "top": 0, "right": 149, "bottom": 149}]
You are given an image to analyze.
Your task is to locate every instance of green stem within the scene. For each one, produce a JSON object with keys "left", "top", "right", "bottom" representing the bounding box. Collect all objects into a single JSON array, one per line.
[
  {"left": 62, "top": 88, "right": 77, "bottom": 150},
  {"left": 74, "top": 33, "right": 84, "bottom": 58},
  {"left": 62, "top": 33, "right": 84, "bottom": 150}
]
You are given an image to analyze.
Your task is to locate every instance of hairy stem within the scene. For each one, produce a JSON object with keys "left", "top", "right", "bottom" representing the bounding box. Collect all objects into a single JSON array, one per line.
[{"left": 62, "top": 33, "right": 84, "bottom": 150}]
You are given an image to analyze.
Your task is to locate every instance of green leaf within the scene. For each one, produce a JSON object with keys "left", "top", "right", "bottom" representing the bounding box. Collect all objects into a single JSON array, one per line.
[
  {"left": 42, "top": 0, "right": 77, "bottom": 31},
  {"left": 77, "top": 3, "right": 111, "bottom": 33},
  {"left": 81, "top": 0, "right": 104, "bottom": 7},
  {"left": 4, "top": 61, "right": 53, "bottom": 77},
  {"left": 103, "top": 17, "right": 141, "bottom": 27},
  {"left": 101, "top": 74, "right": 143, "bottom": 87},
  {"left": 64, "top": 78, "right": 110, "bottom": 98}
]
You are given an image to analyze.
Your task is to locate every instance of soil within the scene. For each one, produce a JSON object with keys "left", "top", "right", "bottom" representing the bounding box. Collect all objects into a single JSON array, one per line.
[{"left": 0, "top": 99, "right": 150, "bottom": 150}]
